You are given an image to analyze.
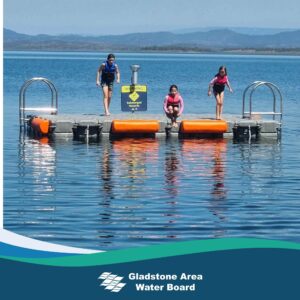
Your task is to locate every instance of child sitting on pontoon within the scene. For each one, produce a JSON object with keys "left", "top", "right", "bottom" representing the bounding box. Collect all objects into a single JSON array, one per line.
[{"left": 163, "top": 85, "right": 184, "bottom": 127}]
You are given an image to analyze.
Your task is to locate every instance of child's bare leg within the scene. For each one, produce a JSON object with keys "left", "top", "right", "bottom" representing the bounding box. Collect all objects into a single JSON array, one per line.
[
  {"left": 219, "top": 92, "right": 225, "bottom": 118},
  {"left": 107, "top": 88, "right": 113, "bottom": 114},
  {"left": 172, "top": 107, "right": 179, "bottom": 127},
  {"left": 166, "top": 106, "right": 174, "bottom": 124},
  {"left": 102, "top": 86, "right": 110, "bottom": 116},
  {"left": 215, "top": 94, "right": 221, "bottom": 120}
]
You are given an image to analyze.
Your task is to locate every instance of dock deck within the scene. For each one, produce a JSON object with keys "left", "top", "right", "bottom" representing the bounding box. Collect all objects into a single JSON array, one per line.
[{"left": 31, "top": 113, "right": 281, "bottom": 138}]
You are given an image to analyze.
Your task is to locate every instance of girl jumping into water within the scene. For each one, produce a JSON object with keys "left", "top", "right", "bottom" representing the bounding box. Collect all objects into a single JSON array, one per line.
[
  {"left": 163, "top": 85, "right": 184, "bottom": 127},
  {"left": 96, "top": 54, "right": 120, "bottom": 116},
  {"left": 208, "top": 66, "right": 233, "bottom": 120}
]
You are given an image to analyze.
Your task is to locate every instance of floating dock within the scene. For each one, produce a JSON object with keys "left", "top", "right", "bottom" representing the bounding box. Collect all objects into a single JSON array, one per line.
[
  {"left": 19, "top": 78, "right": 283, "bottom": 141},
  {"left": 24, "top": 113, "right": 281, "bottom": 140}
]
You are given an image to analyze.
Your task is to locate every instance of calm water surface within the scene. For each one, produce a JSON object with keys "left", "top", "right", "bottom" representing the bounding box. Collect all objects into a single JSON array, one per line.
[{"left": 4, "top": 52, "right": 300, "bottom": 249}]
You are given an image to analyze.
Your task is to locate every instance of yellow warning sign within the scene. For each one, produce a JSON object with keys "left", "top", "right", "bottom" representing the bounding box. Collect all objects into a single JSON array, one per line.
[
  {"left": 129, "top": 92, "right": 140, "bottom": 102},
  {"left": 121, "top": 85, "right": 147, "bottom": 93},
  {"left": 121, "top": 84, "right": 147, "bottom": 111}
]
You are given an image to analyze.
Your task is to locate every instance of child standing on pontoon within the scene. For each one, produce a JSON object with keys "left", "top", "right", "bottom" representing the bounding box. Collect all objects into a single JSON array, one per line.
[
  {"left": 163, "top": 85, "right": 184, "bottom": 127},
  {"left": 208, "top": 66, "right": 233, "bottom": 120},
  {"left": 96, "top": 54, "right": 120, "bottom": 116}
]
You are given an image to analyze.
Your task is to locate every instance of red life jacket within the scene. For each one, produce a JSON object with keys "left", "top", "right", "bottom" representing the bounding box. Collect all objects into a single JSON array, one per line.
[
  {"left": 167, "top": 93, "right": 180, "bottom": 105},
  {"left": 214, "top": 74, "right": 228, "bottom": 86}
]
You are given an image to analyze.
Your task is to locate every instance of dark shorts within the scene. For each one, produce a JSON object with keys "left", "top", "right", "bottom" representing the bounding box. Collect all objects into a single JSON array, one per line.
[
  {"left": 167, "top": 104, "right": 179, "bottom": 109},
  {"left": 213, "top": 84, "right": 225, "bottom": 95},
  {"left": 101, "top": 80, "right": 114, "bottom": 90},
  {"left": 166, "top": 105, "right": 180, "bottom": 119}
]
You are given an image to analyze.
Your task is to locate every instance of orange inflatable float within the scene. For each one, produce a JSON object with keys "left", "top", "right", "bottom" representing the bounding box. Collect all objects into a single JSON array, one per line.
[
  {"left": 30, "top": 117, "right": 51, "bottom": 135},
  {"left": 180, "top": 120, "right": 228, "bottom": 134},
  {"left": 111, "top": 120, "right": 160, "bottom": 133}
]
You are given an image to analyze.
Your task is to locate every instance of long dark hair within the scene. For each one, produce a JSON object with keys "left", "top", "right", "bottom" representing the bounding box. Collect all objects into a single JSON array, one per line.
[
  {"left": 218, "top": 66, "right": 227, "bottom": 75},
  {"left": 169, "top": 84, "right": 178, "bottom": 93}
]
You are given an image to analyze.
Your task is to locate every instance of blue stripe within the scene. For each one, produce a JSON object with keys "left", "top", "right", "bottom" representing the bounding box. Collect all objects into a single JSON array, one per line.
[{"left": 0, "top": 242, "right": 77, "bottom": 258}]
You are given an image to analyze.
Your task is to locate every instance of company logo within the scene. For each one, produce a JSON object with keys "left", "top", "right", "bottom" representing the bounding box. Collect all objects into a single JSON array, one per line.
[{"left": 98, "top": 272, "right": 126, "bottom": 293}]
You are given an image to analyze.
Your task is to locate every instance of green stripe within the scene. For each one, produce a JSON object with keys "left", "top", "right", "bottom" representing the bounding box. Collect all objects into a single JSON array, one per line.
[{"left": 1, "top": 238, "right": 300, "bottom": 267}]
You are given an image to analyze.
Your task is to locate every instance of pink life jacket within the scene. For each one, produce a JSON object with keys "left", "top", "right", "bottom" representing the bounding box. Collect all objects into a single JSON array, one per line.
[{"left": 167, "top": 93, "right": 180, "bottom": 105}]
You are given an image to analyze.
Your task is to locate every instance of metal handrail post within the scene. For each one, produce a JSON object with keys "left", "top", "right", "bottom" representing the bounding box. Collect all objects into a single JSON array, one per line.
[
  {"left": 19, "top": 77, "right": 58, "bottom": 128},
  {"left": 242, "top": 81, "right": 263, "bottom": 118},
  {"left": 245, "top": 81, "right": 282, "bottom": 122},
  {"left": 248, "top": 81, "right": 263, "bottom": 119}
]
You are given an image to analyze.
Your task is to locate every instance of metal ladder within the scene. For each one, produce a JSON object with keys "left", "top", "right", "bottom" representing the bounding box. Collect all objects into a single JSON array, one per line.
[
  {"left": 19, "top": 77, "right": 58, "bottom": 128},
  {"left": 242, "top": 81, "right": 283, "bottom": 124}
]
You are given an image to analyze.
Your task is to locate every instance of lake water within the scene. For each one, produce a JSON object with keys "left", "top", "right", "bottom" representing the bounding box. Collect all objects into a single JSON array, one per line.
[{"left": 3, "top": 51, "right": 300, "bottom": 250}]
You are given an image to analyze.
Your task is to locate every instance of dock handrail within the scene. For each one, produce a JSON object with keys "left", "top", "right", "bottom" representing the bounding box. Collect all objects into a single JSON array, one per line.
[
  {"left": 242, "top": 81, "right": 283, "bottom": 124},
  {"left": 19, "top": 77, "right": 58, "bottom": 128}
]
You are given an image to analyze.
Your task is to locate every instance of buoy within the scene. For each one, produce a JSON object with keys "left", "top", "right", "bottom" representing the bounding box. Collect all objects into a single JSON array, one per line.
[
  {"left": 30, "top": 117, "right": 51, "bottom": 135},
  {"left": 180, "top": 120, "right": 228, "bottom": 134},
  {"left": 111, "top": 120, "right": 160, "bottom": 133}
]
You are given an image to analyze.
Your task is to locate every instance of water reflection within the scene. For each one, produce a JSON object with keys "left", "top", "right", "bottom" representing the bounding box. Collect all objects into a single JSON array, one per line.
[
  {"left": 111, "top": 138, "right": 159, "bottom": 195},
  {"left": 211, "top": 140, "right": 227, "bottom": 201},
  {"left": 100, "top": 141, "right": 114, "bottom": 200},
  {"left": 18, "top": 134, "right": 57, "bottom": 195},
  {"left": 181, "top": 139, "right": 228, "bottom": 223},
  {"left": 164, "top": 141, "right": 181, "bottom": 198},
  {"left": 236, "top": 140, "right": 282, "bottom": 199},
  {"left": 95, "top": 138, "right": 161, "bottom": 247},
  {"left": 10, "top": 134, "right": 286, "bottom": 250},
  {"left": 16, "top": 134, "right": 57, "bottom": 233},
  {"left": 181, "top": 139, "right": 227, "bottom": 198},
  {"left": 15, "top": 136, "right": 230, "bottom": 246}
]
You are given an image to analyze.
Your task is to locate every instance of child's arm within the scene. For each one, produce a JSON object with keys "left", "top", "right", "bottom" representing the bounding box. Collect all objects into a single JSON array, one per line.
[
  {"left": 208, "top": 77, "right": 217, "bottom": 96},
  {"left": 96, "top": 64, "right": 104, "bottom": 86},
  {"left": 163, "top": 96, "right": 169, "bottom": 113},
  {"left": 115, "top": 64, "right": 120, "bottom": 83},
  {"left": 178, "top": 96, "right": 184, "bottom": 116},
  {"left": 226, "top": 78, "right": 233, "bottom": 93}
]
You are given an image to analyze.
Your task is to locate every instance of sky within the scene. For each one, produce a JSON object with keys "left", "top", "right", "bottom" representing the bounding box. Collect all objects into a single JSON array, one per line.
[{"left": 3, "top": 0, "right": 300, "bottom": 35}]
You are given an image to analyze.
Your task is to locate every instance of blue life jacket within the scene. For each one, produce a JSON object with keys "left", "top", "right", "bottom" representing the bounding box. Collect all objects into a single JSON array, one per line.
[{"left": 101, "top": 60, "right": 116, "bottom": 81}]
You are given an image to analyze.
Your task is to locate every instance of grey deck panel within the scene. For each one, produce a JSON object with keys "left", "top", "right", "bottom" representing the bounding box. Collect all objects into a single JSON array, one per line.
[{"left": 35, "top": 113, "right": 280, "bottom": 135}]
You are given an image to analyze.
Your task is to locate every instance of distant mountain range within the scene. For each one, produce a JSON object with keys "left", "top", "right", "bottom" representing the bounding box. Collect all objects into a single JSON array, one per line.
[
  {"left": 4, "top": 28, "right": 300, "bottom": 53},
  {"left": 171, "top": 27, "right": 298, "bottom": 35}
]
